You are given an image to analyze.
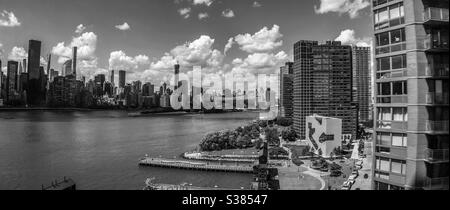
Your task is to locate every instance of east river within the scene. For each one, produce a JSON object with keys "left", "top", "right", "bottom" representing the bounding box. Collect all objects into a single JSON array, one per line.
[{"left": 0, "top": 111, "right": 258, "bottom": 190}]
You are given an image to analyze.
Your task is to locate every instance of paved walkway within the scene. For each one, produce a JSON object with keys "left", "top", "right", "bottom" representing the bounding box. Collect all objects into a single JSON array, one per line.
[
  {"left": 303, "top": 169, "right": 326, "bottom": 190},
  {"left": 351, "top": 142, "right": 373, "bottom": 190}
]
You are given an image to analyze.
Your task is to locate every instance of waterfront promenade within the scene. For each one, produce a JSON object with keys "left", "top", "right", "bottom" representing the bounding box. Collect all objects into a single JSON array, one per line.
[{"left": 139, "top": 158, "right": 255, "bottom": 173}]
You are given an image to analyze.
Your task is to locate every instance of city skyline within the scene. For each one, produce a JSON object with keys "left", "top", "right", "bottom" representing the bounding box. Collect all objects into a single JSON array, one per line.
[{"left": 1, "top": 0, "right": 374, "bottom": 86}]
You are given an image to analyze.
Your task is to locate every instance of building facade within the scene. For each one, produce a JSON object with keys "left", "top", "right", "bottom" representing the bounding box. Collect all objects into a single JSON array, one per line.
[
  {"left": 352, "top": 46, "right": 372, "bottom": 123},
  {"left": 306, "top": 115, "right": 342, "bottom": 158},
  {"left": 279, "top": 62, "right": 294, "bottom": 119},
  {"left": 27, "top": 40, "right": 44, "bottom": 106},
  {"left": 372, "top": 0, "right": 449, "bottom": 190},
  {"left": 293, "top": 40, "right": 356, "bottom": 140}
]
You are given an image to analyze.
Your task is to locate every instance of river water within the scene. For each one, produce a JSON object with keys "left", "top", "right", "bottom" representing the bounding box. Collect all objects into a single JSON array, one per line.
[{"left": 0, "top": 111, "right": 258, "bottom": 190}]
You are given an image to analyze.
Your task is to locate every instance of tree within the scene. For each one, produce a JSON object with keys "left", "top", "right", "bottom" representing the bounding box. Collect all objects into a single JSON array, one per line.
[
  {"left": 275, "top": 117, "right": 293, "bottom": 127},
  {"left": 281, "top": 127, "right": 298, "bottom": 142},
  {"left": 265, "top": 127, "right": 280, "bottom": 146}
]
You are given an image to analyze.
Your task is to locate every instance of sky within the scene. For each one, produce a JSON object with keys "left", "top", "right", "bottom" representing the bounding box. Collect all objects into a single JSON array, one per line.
[{"left": 0, "top": 0, "right": 374, "bottom": 85}]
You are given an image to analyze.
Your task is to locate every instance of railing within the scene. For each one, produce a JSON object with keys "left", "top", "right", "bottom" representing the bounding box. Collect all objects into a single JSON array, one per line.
[
  {"left": 375, "top": 43, "right": 406, "bottom": 55},
  {"left": 425, "top": 64, "right": 449, "bottom": 77},
  {"left": 377, "top": 121, "right": 407, "bottom": 130},
  {"left": 424, "top": 35, "right": 449, "bottom": 51},
  {"left": 425, "top": 149, "right": 449, "bottom": 162},
  {"left": 426, "top": 120, "right": 450, "bottom": 132},
  {"left": 423, "top": 177, "right": 449, "bottom": 190},
  {"left": 423, "top": 7, "right": 449, "bottom": 23},
  {"left": 426, "top": 92, "right": 450, "bottom": 104},
  {"left": 377, "top": 69, "right": 408, "bottom": 80}
]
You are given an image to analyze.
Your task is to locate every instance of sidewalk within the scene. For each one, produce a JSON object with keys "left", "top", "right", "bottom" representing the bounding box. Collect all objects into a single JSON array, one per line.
[{"left": 351, "top": 142, "right": 373, "bottom": 190}]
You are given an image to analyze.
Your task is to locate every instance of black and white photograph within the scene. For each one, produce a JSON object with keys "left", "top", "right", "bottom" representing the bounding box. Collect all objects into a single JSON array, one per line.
[{"left": 0, "top": 0, "right": 448, "bottom": 203}]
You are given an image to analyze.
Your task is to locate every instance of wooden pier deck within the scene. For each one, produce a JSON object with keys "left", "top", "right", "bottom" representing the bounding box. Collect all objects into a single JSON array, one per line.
[
  {"left": 139, "top": 158, "right": 254, "bottom": 173},
  {"left": 145, "top": 183, "right": 239, "bottom": 190}
]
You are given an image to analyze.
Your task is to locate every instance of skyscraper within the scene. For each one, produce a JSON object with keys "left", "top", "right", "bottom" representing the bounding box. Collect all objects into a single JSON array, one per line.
[
  {"left": 293, "top": 40, "right": 356, "bottom": 140},
  {"left": 371, "top": 0, "right": 449, "bottom": 190},
  {"left": 63, "top": 59, "right": 72, "bottom": 76},
  {"left": 279, "top": 62, "right": 294, "bottom": 119},
  {"left": 174, "top": 64, "right": 180, "bottom": 90},
  {"left": 119, "top": 70, "right": 126, "bottom": 88},
  {"left": 110, "top": 70, "right": 115, "bottom": 86},
  {"left": 72, "top": 46, "right": 77, "bottom": 78},
  {"left": 27, "top": 40, "right": 41, "bottom": 80},
  {"left": 47, "top": 54, "right": 52, "bottom": 75},
  {"left": 22, "top": 59, "right": 27, "bottom": 73},
  {"left": 6, "top": 61, "right": 19, "bottom": 102},
  {"left": 352, "top": 46, "right": 372, "bottom": 123},
  {"left": 27, "top": 40, "right": 43, "bottom": 106}
]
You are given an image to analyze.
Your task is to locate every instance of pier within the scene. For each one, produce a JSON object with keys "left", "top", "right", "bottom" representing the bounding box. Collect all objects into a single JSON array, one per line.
[{"left": 139, "top": 158, "right": 254, "bottom": 173}]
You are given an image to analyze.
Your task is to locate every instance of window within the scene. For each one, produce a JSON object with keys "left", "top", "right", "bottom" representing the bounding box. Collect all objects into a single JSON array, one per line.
[
  {"left": 377, "top": 132, "right": 391, "bottom": 146},
  {"left": 392, "top": 81, "right": 406, "bottom": 95},
  {"left": 374, "top": 3, "right": 405, "bottom": 30},
  {"left": 392, "top": 133, "right": 407, "bottom": 147},
  {"left": 377, "top": 146, "right": 391, "bottom": 154},
  {"left": 376, "top": 28, "right": 406, "bottom": 47},
  {"left": 391, "top": 55, "right": 406, "bottom": 69},
  {"left": 378, "top": 57, "right": 391, "bottom": 71},
  {"left": 375, "top": 171, "right": 390, "bottom": 180},
  {"left": 391, "top": 28, "right": 405, "bottom": 44},
  {"left": 381, "top": 82, "right": 391, "bottom": 95},
  {"left": 378, "top": 32, "right": 390, "bottom": 46},
  {"left": 376, "top": 157, "right": 390, "bottom": 171},
  {"left": 391, "top": 159, "right": 406, "bottom": 175},
  {"left": 378, "top": 107, "right": 392, "bottom": 121},
  {"left": 393, "top": 107, "right": 406, "bottom": 121}
]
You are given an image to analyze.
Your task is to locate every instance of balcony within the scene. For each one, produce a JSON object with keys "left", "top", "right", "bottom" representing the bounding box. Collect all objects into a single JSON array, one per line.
[
  {"left": 426, "top": 92, "right": 450, "bottom": 105},
  {"left": 375, "top": 43, "right": 407, "bottom": 55},
  {"left": 423, "top": 177, "right": 449, "bottom": 190},
  {"left": 376, "top": 95, "right": 408, "bottom": 104},
  {"left": 424, "top": 35, "right": 449, "bottom": 53},
  {"left": 425, "top": 64, "right": 450, "bottom": 77},
  {"left": 425, "top": 149, "right": 449, "bottom": 163},
  {"left": 377, "top": 121, "right": 407, "bottom": 130},
  {"left": 426, "top": 120, "right": 450, "bottom": 133},
  {"left": 423, "top": 7, "right": 449, "bottom": 25}
]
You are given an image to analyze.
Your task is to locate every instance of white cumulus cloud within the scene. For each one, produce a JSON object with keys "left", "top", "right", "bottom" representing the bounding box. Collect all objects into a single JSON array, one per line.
[
  {"left": 198, "top": 12, "right": 209, "bottom": 20},
  {"left": 314, "top": 0, "right": 370, "bottom": 19},
  {"left": 231, "top": 51, "right": 288, "bottom": 76},
  {"left": 335, "top": 29, "right": 371, "bottom": 47},
  {"left": 0, "top": 10, "right": 21, "bottom": 27},
  {"left": 108, "top": 50, "right": 150, "bottom": 71},
  {"left": 235, "top": 25, "right": 283, "bottom": 53},
  {"left": 224, "top": 38, "right": 234, "bottom": 55},
  {"left": 115, "top": 22, "right": 130, "bottom": 31},
  {"left": 193, "top": 0, "right": 213, "bottom": 6},
  {"left": 253, "top": 1, "right": 262, "bottom": 8},
  {"left": 178, "top": 7, "right": 192, "bottom": 19},
  {"left": 222, "top": 9, "right": 235, "bottom": 18},
  {"left": 52, "top": 31, "right": 98, "bottom": 64},
  {"left": 75, "top": 24, "right": 86, "bottom": 34}
]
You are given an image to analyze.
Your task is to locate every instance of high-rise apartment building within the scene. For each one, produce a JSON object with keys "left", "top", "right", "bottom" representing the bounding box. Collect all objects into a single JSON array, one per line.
[
  {"left": 27, "top": 40, "right": 43, "bottom": 106},
  {"left": 279, "top": 62, "right": 294, "bottom": 119},
  {"left": 372, "top": 0, "right": 448, "bottom": 190},
  {"left": 119, "top": 70, "right": 126, "bottom": 88},
  {"left": 352, "top": 46, "right": 372, "bottom": 123},
  {"left": 293, "top": 40, "right": 356, "bottom": 140},
  {"left": 72, "top": 47, "right": 77, "bottom": 78},
  {"left": 6, "top": 61, "right": 19, "bottom": 102}
]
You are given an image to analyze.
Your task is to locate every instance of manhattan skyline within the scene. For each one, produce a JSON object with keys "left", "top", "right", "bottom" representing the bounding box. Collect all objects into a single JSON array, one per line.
[{"left": 1, "top": 0, "right": 373, "bottom": 86}]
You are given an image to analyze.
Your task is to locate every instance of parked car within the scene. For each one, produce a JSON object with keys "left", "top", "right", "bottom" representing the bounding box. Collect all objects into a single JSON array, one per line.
[
  {"left": 351, "top": 170, "right": 359, "bottom": 178},
  {"left": 341, "top": 181, "right": 352, "bottom": 190}
]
